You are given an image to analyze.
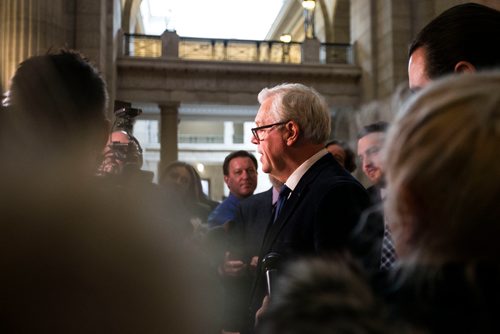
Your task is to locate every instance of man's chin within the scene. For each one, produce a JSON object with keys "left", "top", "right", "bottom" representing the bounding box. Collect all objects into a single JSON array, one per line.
[
  {"left": 261, "top": 165, "right": 271, "bottom": 174},
  {"left": 368, "top": 172, "right": 382, "bottom": 184}
]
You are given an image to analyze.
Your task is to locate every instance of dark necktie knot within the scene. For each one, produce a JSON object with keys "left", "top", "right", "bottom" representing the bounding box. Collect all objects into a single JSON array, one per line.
[
  {"left": 279, "top": 185, "right": 291, "bottom": 198},
  {"left": 274, "top": 185, "right": 291, "bottom": 222}
]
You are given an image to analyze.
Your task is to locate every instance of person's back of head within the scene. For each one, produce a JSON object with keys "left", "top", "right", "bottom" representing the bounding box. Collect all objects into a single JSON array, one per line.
[
  {"left": 385, "top": 71, "right": 500, "bottom": 263},
  {"left": 409, "top": 3, "right": 500, "bottom": 80},
  {"left": 6, "top": 49, "right": 108, "bottom": 169},
  {"left": 257, "top": 257, "right": 400, "bottom": 334},
  {"left": 325, "top": 139, "right": 357, "bottom": 173}
]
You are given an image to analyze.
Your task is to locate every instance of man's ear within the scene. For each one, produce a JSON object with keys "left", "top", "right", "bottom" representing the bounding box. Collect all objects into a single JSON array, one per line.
[
  {"left": 284, "top": 121, "right": 300, "bottom": 146},
  {"left": 454, "top": 61, "right": 476, "bottom": 74},
  {"left": 223, "top": 175, "right": 229, "bottom": 186}
]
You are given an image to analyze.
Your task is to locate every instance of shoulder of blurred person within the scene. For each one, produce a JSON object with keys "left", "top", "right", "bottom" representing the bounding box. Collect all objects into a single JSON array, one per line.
[
  {"left": 0, "top": 172, "right": 221, "bottom": 333},
  {"left": 377, "top": 262, "right": 500, "bottom": 334}
]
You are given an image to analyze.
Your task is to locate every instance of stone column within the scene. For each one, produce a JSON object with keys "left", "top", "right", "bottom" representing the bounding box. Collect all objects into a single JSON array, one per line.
[{"left": 159, "top": 102, "right": 180, "bottom": 180}]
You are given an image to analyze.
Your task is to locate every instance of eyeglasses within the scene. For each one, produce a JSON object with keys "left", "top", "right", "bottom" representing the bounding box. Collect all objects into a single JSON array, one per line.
[{"left": 251, "top": 121, "right": 288, "bottom": 142}]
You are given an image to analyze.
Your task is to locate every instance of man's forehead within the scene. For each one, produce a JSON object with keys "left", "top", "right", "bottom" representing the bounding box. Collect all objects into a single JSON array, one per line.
[
  {"left": 230, "top": 156, "right": 254, "bottom": 168},
  {"left": 408, "top": 46, "right": 431, "bottom": 90},
  {"left": 109, "top": 131, "right": 129, "bottom": 143},
  {"left": 358, "top": 132, "right": 385, "bottom": 150}
]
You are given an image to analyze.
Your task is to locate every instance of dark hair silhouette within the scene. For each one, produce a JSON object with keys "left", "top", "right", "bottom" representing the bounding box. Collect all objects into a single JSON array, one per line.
[
  {"left": 325, "top": 139, "right": 357, "bottom": 173},
  {"left": 357, "top": 121, "right": 389, "bottom": 139},
  {"left": 409, "top": 3, "right": 500, "bottom": 79}
]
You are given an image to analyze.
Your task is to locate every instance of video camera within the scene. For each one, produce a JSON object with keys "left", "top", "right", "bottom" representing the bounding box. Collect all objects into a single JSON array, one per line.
[
  {"left": 97, "top": 101, "right": 144, "bottom": 176},
  {"left": 112, "top": 105, "right": 142, "bottom": 134}
]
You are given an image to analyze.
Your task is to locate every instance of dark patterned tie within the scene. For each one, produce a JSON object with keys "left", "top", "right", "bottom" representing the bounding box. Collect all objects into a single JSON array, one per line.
[
  {"left": 380, "top": 225, "right": 397, "bottom": 270},
  {"left": 273, "top": 185, "right": 291, "bottom": 223}
]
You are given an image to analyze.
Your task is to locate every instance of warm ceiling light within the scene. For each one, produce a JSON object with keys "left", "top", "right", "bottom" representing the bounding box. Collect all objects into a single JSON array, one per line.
[
  {"left": 280, "top": 33, "right": 292, "bottom": 43},
  {"left": 302, "top": 0, "right": 316, "bottom": 10},
  {"left": 196, "top": 163, "right": 205, "bottom": 173}
]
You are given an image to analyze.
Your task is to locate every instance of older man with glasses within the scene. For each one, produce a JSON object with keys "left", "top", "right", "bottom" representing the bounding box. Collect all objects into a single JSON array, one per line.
[{"left": 245, "top": 83, "right": 371, "bottom": 333}]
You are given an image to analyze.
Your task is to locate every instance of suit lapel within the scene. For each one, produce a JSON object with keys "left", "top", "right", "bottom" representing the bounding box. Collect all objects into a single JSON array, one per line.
[{"left": 260, "top": 154, "right": 331, "bottom": 252}]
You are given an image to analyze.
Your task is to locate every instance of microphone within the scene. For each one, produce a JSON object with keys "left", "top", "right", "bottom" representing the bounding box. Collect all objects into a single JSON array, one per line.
[{"left": 262, "top": 252, "right": 281, "bottom": 297}]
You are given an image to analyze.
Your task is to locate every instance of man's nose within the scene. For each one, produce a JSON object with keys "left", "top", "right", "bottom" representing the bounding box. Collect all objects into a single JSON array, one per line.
[
  {"left": 251, "top": 135, "right": 259, "bottom": 145},
  {"left": 363, "top": 157, "right": 372, "bottom": 168}
]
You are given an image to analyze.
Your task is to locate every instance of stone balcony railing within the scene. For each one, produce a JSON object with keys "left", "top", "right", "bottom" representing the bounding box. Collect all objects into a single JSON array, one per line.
[{"left": 121, "top": 30, "right": 353, "bottom": 65}]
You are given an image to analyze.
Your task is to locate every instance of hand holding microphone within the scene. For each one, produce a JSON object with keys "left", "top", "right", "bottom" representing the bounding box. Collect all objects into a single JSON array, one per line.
[{"left": 262, "top": 252, "right": 281, "bottom": 297}]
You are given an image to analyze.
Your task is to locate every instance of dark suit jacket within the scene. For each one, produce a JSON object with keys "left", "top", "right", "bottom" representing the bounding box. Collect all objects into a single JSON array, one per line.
[
  {"left": 352, "top": 184, "right": 386, "bottom": 272},
  {"left": 229, "top": 187, "right": 274, "bottom": 262},
  {"left": 224, "top": 188, "right": 274, "bottom": 332},
  {"left": 248, "top": 153, "right": 371, "bottom": 330},
  {"left": 351, "top": 204, "right": 385, "bottom": 272}
]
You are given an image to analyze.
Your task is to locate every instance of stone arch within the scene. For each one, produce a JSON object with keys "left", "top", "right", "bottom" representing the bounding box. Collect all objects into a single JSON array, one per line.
[
  {"left": 318, "top": 0, "right": 333, "bottom": 42},
  {"left": 331, "top": 0, "right": 350, "bottom": 43},
  {"left": 122, "top": 0, "right": 143, "bottom": 33},
  {"left": 316, "top": 0, "right": 350, "bottom": 43}
]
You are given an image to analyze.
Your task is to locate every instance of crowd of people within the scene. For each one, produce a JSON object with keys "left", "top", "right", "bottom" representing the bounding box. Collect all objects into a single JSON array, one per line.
[{"left": 1, "top": 2, "right": 499, "bottom": 334}]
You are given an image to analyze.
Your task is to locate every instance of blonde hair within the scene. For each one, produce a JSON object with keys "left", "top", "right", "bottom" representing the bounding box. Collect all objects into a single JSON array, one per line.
[{"left": 384, "top": 72, "right": 500, "bottom": 263}]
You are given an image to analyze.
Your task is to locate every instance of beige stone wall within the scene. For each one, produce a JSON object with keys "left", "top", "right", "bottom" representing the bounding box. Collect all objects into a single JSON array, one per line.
[
  {"left": 0, "top": 0, "right": 123, "bottom": 117},
  {"left": 0, "top": 0, "right": 76, "bottom": 90},
  {"left": 351, "top": 0, "right": 377, "bottom": 101}
]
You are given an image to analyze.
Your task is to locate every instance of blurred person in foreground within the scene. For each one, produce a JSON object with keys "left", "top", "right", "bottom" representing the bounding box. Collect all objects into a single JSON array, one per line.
[
  {"left": 0, "top": 180, "right": 216, "bottom": 334},
  {"left": 256, "top": 258, "right": 402, "bottom": 334},
  {"left": 2, "top": 50, "right": 108, "bottom": 180},
  {"left": 379, "top": 71, "right": 500, "bottom": 333},
  {"left": 0, "top": 50, "right": 219, "bottom": 333}
]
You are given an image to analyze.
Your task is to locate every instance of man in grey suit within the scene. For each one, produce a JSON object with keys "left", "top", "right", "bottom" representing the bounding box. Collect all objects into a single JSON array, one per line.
[{"left": 247, "top": 83, "right": 370, "bottom": 332}]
